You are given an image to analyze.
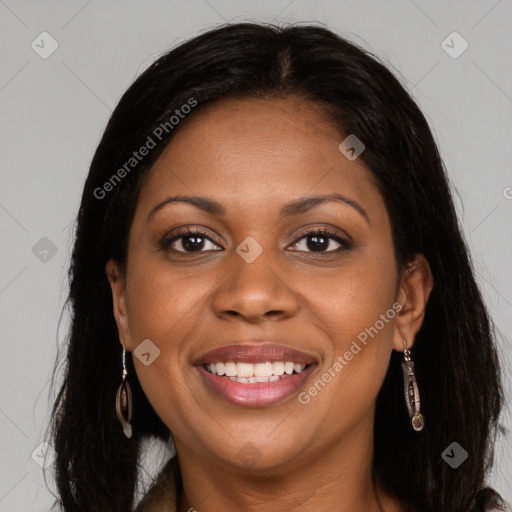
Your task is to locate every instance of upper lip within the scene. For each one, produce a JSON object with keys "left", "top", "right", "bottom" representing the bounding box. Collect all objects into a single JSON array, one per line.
[{"left": 193, "top": 342, "right": 318, "bottom": 365}]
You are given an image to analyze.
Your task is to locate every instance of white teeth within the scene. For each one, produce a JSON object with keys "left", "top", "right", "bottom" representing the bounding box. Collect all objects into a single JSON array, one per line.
[
  {"left": 206, "top": 361, "right": 308, "bottom": 378},
  {"left": 254, "top": 362, "right": 273, "bottom": 377},
  {"left": 255, "top": 376, "right": 274, "bottom": 382},
  {"left": 236, "top": 362, "right": 254, "bottom": 377},
  {"left": 227, "top": 375, "right": 281, "bottom": 383},
  {"left": 272, "top": 362, "right": 285, "bottom": 375},
  {"left": 225, "top": 362, "right": 237, "bottom": 377}
]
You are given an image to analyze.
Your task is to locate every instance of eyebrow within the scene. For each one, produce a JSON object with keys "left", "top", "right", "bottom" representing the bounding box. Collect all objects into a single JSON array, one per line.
[{"left": 146, "top": 193, "right": 370, "bottom": 225}]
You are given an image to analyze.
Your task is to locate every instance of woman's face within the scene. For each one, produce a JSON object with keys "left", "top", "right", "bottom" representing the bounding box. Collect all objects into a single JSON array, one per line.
[{"left": 107, "top": 96, "right": 430, "bottom": 474}]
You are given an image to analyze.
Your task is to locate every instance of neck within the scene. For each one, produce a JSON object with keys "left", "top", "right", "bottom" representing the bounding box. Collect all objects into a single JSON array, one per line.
[{"left": 171, "top": 416, "right": 403, "bottom": 512}]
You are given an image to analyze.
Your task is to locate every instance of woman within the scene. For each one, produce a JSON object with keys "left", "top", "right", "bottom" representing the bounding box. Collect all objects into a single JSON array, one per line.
[{"left": 47, "top": 22, "right": 508, "bottom": 511}]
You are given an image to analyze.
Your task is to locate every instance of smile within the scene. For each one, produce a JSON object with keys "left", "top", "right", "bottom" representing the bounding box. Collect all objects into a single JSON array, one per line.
[{"left": 197, "top": 361, "right": 317, "bottom": 407}]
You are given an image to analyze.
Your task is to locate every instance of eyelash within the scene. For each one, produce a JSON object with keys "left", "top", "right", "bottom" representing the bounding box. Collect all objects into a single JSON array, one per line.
[{"left": 158, "top": 226, "right": 352, "bottom": 254}]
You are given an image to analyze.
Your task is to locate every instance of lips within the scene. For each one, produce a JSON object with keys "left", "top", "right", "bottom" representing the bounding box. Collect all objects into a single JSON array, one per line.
[{"left": 193, "top": 342, "right": 319, "bottom": 407}]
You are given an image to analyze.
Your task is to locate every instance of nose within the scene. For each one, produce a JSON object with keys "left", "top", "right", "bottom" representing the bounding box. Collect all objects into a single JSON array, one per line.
[{"left": 211, "top": 249, "right": 300, "bottom": 323}]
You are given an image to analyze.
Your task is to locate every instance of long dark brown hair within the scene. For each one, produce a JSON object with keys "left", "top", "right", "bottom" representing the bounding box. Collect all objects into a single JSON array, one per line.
[{"left": 46, "top": 22, "right": 507, "bottom": 511}]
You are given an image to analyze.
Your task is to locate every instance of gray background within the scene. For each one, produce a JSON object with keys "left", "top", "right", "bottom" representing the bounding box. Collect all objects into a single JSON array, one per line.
[{"left": 0, "top": 1, "right": 511, "bottom": 510}]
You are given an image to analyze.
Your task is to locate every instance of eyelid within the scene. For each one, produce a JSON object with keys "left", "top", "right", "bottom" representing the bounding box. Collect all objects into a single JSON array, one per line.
[
  {"left": 157, "top": 226, "right": 224, "bottom": 251},
  {"left": 290, "top": 224, "right": 352, "bottom": 245},
  {"left": 288, "top": 227, "right": 352, "bottom": 253}
]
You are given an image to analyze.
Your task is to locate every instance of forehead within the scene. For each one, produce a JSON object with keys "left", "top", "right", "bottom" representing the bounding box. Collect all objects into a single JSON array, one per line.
[
  {"left": 174, "top": 95, "right": 341, "bottom": 140},
  {"left": 136, "top": 95, "right": 382, "bottom": 220}
]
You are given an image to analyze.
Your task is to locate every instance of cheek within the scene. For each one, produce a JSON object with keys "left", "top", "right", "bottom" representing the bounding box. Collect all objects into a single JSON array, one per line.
[
  {"left": 124, "top": 257, "right": 216, "bottom": 345},
  {"left": 306, "top": 246, "right": 398, "bottom": 393},
  {"left": 299, "top": 270, "right": 397, "bottom": 430},
  {"left": 122, "top": 259, "right": 212, "bottom": 402},
  {"left": 304, "top": 247, "right": 396, "bottom": 337}
]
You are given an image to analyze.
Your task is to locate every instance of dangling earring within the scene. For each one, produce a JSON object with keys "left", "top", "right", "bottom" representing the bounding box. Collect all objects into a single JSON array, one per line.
[
  {"left": 401, "top": 338, "right": 424, "bottom": 432},
  {"left": 116, "top": 347, "right": 133, "bottom": 438}
]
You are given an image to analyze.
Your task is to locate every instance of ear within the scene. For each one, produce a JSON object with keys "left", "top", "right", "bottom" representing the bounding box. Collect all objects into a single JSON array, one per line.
[
  {"left": 105, "top": 259, "right": 132, "bottom": 351},
  {"left": 392, "top": 253, "right": 434, "bottom": 352}
]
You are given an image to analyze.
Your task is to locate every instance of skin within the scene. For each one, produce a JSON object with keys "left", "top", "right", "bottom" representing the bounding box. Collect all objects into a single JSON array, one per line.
[{"left": 106, "top": 96, "right": 433, "bottom": 512}]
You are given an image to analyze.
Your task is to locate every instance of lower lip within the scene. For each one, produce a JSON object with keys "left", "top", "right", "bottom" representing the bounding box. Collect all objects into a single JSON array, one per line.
[{"left": 196, "top": 364, "right": 317, "bottom": 407}]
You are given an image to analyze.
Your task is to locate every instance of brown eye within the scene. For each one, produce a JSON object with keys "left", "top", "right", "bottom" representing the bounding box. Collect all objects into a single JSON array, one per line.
[
  {"left": 288, "top": 228, "right": 350, "bottom": 253},
  {"left": 159, "top": 229, "right": 223, "bottom": 253}
]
